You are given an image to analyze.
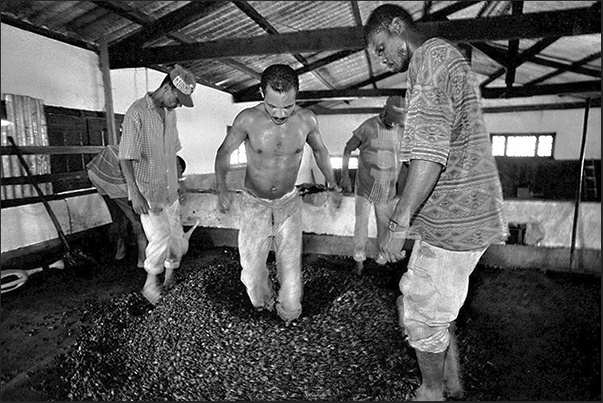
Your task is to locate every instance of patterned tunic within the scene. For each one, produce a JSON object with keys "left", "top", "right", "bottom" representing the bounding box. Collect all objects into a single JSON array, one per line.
[
  {"left": 353, "top": 116, "right": 404, "bottom": 204},
  {"left": 86, "top": 145, "right": 128, "bottom": 199},
  {"left": 401, "top": 38, "right": 508, "bottom": 250},
  {"left": 118, "top": 94, "right": 181, "bottom": 206}
]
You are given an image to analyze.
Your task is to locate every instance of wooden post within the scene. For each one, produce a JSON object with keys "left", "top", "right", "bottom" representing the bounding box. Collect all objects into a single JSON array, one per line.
[
  {"left": 569, "top": 98, "right": 591, "bottom": 271},
  {"left": 99, "top": 38, "right": 118, "bottom": 145}
]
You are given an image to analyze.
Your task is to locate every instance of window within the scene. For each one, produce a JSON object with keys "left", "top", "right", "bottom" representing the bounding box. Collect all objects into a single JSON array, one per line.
[
  {"left": 225, "top": 125, "right": 246, "bottom": 166},
  {"left": 230, "top": 143, "right": 247, "bottom": 166},
  {"left": 491, "top": 133, "right": 554, "bottom": 157},
  {"left": 330, "top": 155, "right": 358, "bottom": 169}
]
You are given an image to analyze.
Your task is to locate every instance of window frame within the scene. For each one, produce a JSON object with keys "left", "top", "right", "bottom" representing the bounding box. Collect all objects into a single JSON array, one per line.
[{"left": 490, "top": 132, "right": 556, "bottom": 158}]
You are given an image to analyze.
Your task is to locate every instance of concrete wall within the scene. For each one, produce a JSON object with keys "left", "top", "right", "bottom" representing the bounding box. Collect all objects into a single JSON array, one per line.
[
  {"left": 317, "top": 104, "right": 601, "bottom": 163},
  {"left": 4, "top": 187, "right": 598, "bottom": 254},
  {"left": 179, "top": 191, "right": 600, "bottom": 251},
  {"left": 0, "top": 193, "right": 111, "bottom": 252}
]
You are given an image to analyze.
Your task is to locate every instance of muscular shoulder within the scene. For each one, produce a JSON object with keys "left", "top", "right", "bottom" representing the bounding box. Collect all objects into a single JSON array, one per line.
[
  {"left": 232, "top": 105, "right": 264, "bottom": 127},
  {"left": 294, "top": 107, "right": 319, "bottom": 131},
  {"left": 295, "top": 107, "right": 317, "bottom": 122}
]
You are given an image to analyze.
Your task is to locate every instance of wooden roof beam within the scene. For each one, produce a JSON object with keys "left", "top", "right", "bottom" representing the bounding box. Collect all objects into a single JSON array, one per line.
[
  {"left": 109, "top": 5, "right": 601, "bottom": 68},
  {"left": 237, "top": 80, "right": 600, "bottom": 103}
]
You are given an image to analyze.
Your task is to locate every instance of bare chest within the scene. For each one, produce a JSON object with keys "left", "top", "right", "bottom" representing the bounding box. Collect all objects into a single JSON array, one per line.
[{"left": 248, "top": 124, "right": 306, "bottom": 156}]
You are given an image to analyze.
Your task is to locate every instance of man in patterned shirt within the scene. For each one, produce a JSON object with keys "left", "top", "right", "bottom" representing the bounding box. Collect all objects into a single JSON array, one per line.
[
  {"left": 340, "top": 95, "right": 406, "bottom": 276},
  {"left": 87, "top": 144, "right": 147, "bottom": 268},
  {"left": 119, "top": 64, "right": 197, "bottom": 306},
  {"left": 364, "top": 4, "right": 509, "bottom": 401}
]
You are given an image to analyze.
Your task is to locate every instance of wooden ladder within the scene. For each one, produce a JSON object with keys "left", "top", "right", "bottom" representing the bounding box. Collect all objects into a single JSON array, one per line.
[{"left": 582, "top": 159, "right": 598, "bottom": 200}]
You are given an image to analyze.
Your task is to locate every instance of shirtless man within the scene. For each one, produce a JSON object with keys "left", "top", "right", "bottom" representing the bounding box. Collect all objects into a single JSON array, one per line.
[{"left": 214, "top": 64, "right": 341, "bottom": 324}]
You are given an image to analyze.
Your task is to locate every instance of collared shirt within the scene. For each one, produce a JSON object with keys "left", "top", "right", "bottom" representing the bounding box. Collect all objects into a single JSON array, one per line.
[
  {"left": 118, "top": 93, "right": 181, "bottom": 206},
  {"left": 353, "top": 116, "right": 404, "bottom": 204},
  {"left": 402, "top": 38, "right": 509, "bottom": 250}
]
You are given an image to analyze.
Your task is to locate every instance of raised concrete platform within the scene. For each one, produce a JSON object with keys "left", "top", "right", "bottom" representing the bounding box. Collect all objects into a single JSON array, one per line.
[
  {"left": 2, "top": 189, "right": 600, "bottom": 275},
  {"left": 181, "top": 191, "right": 600, "bottom": 275}
]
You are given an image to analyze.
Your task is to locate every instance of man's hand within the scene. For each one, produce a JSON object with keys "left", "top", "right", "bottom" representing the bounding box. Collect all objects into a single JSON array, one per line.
[
  {"left": 217, "top": 189, "right": 233, "bottom": 214},
  {"left": 379, "top": 223, "right": 408, "bottom": 263},
  {"left": 131, "top": 191, "right": 149, "bottom": 215},
  {"left": 328, "top": 185, "right": 343, "bottom": 209},
  {"left": 340, "top": 175, "right": 353, "bottom": 193}
]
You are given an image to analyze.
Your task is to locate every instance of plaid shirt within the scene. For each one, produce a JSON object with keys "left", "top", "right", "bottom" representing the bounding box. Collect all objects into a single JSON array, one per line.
[{"left": 118, "top": 93, "right": 181, "bottom": 206}]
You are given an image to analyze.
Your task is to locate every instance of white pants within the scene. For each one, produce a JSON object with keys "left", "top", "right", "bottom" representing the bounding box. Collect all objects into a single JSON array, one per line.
[
  {"left": 238, "top": 189, "right": 303, "bottom": 322},
  {"left": 399, "top": 240, "right": 487, "bottom": 353},
  {"left": 140, "top": 199, "right": 186, "bottom": 275},
  {"left": 353, "top": 195, "right": 397, "bottom": 262}
]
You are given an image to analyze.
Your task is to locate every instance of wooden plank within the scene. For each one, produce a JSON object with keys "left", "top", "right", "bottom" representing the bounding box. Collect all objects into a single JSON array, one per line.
[{"left": 0, "top": 145, "right": 106, "bottom": 155}]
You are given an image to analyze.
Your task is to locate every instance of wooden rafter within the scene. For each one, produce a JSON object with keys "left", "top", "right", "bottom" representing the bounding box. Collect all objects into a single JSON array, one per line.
[{"left": 109, "top": 6, "right": 600, "bottom": 68}]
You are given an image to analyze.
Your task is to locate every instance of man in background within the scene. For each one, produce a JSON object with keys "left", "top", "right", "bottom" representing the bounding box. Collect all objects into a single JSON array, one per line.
[
  {"left": 340, "top": 95, "right": 406, "bottom": 275},
  {"left": 214, "top": 64, "right": 342, "bottom": 325},
  {"left": 87, "top": 144, "right": 147, "bottom": 268}
]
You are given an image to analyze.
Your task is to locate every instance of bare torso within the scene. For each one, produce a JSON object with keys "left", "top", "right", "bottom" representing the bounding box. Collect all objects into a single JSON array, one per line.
[{"left": 244, "top": 104, "right": 310, "bottom": 199}]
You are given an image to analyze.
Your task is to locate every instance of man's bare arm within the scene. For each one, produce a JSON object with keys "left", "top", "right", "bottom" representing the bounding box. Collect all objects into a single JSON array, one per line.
[
  {"left": 305, "top": 114, "right": 338, "bottom": 189},
  {"left": 120, "top": 159, "right": 149, "bottom": 215},
  {"left": 214, "top": 110, "right": 250, "bottom": 211},
  {"left": 340, "top": 135, "right": 361, "bottom": 192}
]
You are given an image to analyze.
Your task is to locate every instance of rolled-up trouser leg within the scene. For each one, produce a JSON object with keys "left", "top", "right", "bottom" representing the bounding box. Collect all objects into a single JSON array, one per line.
[
  {"left": 399, "top": 240, "right": 486, "bottom": 353},
  {"left": 140, "top": 206, "right": 172, "bottom": 275},
  {"left": 164, "top": 200, "right": 186, "bottom": 269}
]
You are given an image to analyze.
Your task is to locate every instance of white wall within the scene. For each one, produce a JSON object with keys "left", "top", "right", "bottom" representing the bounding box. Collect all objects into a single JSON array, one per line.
[
  {"left": 108, "top": 66, "right": 256, "bottom": 175},
  {"left": 483, "top": 107, "right": 601, "bottom": 160},
  {"left": 1, "top": 24, "right": 105, "bottom": 111},
  {"left": 316, "top": 106, "right": 601, "bottom": 161},
  {"left": 1, "top": 23, "right": 252, "bottom": 176}
]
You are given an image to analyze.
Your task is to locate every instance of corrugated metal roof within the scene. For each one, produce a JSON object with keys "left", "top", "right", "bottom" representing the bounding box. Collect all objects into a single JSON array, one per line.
[{"left": 1, "top": 1, "right": 600, "bottom": 109}]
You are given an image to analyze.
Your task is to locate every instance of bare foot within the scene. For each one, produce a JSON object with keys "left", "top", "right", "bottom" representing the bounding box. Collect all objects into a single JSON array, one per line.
[
  {"left": 115, "top": 238, "right": 126, "bottom": 260},
  {"left": 353, "top": 261, "right": 364, "bottom": 276},
  {"left": 136, "top": 234, "right": 147, "bottom": 269},
  {"left": 142, "top": 284, "right": 161, "bottom": 305},
  {"left": 375, "top": 252, "right": 387, "bottom": 265},
  {"left": 163, "top": 267, "right": 175, "bottom": 289}
]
